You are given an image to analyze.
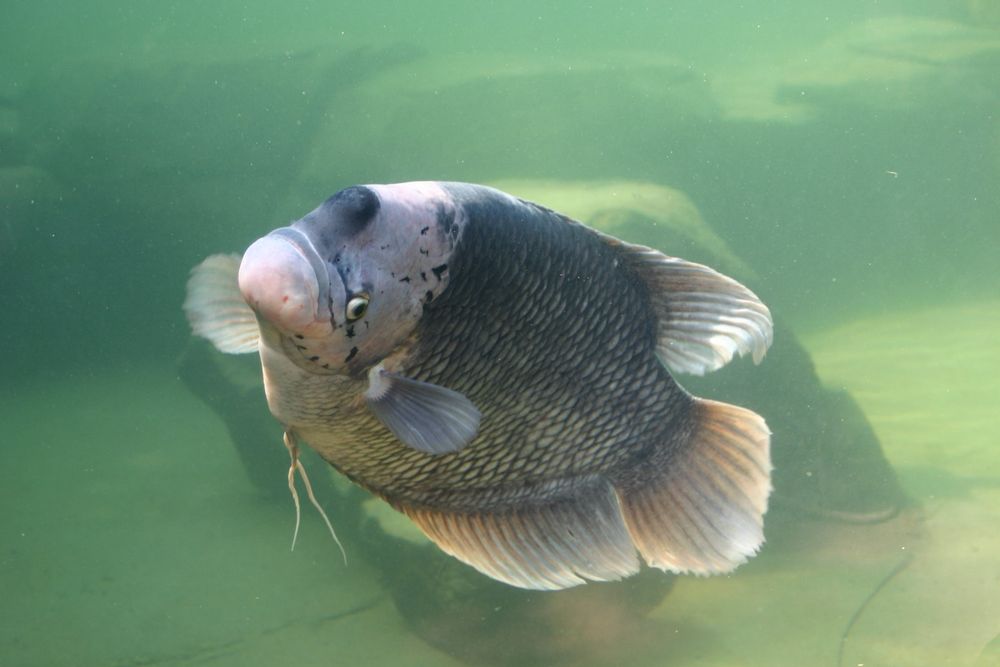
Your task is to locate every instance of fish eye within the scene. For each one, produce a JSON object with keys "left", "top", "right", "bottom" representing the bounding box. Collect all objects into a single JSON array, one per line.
[{"left": 346, "top": 294, "right": 369, "bottom": 321}]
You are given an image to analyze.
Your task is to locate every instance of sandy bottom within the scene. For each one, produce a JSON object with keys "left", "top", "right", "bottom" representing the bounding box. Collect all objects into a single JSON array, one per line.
[{"left": 2, "top": 299, "right": 997, "bottom": 666}]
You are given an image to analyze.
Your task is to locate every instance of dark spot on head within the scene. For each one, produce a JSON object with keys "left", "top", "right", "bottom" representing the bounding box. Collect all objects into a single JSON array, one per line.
[
  {"left": 333, "top": 253, "right": 341, "bottom": 263},
  {"left": 309, "top": 356, "right": 319, "bottom": 361},
  {"left": 344, "top": 346, "right": 359, "bottom": 363},
  {"left": 345, "top": 325, "right": 355, "bottom": 338},
  {"left": 424, "top": 290, "right": 434, "bottom": 304},
  {"left": 399, "top": 276, "right": 411, "bottom": 283},
  {"left": 420, "top": 271, "right": 427, "bottom": 282},
  {"left": 322, "top": 363, "right": 331, "bottom": 369},
  {"left": 436, "top": 202, "right": 455, "bottom": 237},
  {"left": 419, "top": 248, "right": 429, "bottom": 256},
  {"left": 322, "top": 186, "right": 380, "bottom": 236},
  {"left": 294, "top": 334, "right": 305, "bottom": 340},
  {"left": 420, "top": 226, "right": 429, "bottom": 235},
  {"left": 431, "top": 263, "right": 448, "bottom": 280}
]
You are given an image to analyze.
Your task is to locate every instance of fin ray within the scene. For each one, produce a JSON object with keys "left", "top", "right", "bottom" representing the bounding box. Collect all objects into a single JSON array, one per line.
[
  {"left": 365, "top": 367, "right": 481, "bottom": 455},
  {"left": 400, "top": 479, "right": 640, "bottom": 590},
  {"left": 615, "top": 398, "right": 772, "bottom": 575},
  {"left": 599, "top": 236, "right": 773, "bottom": 374},
  {"left": 396, "top": 398, "right": 770, "bottom": 587},
  {"left": 183, "top": 253, "right": 260, "bottom": 354}
]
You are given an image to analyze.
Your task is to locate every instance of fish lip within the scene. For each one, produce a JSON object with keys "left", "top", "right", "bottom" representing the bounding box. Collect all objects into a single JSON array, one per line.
[{"left": 267, "top": 226, "right": 332, "bottom": 317}]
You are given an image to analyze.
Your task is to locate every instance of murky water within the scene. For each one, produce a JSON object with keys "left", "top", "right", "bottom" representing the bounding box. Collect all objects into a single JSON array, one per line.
[{"left": 2, "top": 2, "right": 998, "bottom": 666}]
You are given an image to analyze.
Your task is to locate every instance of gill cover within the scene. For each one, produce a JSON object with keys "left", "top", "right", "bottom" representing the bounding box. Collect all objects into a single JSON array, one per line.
[{"left": 282, "top": 184, "right": 483, "bottom": 453}]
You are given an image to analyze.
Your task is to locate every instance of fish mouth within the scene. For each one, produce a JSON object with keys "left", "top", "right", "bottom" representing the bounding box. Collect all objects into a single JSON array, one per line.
[
  {"left": 238, "top": 227, "right": 334, "bottom": 338},
  {"left": 267, "top": 227, "right": 332, "bottom": 313}
]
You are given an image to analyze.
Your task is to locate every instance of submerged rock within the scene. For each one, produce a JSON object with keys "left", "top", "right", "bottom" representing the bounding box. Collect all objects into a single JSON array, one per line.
[
  {"left": 286, "top": 51, "right": 719, "bottom": 207},
  {"left": 715, "top": 16, "right": 1000, "bottom": 121},
  {"left": 779, "top": 16, "right": 1000, "bottom": 112}
]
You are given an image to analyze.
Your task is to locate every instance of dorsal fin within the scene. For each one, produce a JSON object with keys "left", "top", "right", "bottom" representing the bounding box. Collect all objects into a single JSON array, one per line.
[{"left": 600, "top": 234, "right": 773, "bottom": 375}]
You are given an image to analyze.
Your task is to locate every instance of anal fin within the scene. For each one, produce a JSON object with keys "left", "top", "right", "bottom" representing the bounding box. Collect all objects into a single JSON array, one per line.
[
  {"left": 399, "top": 479, "right": 640, "bottom": 590},
  {"left": 616, "top": 398, "right": 772, "bottom": 575}
]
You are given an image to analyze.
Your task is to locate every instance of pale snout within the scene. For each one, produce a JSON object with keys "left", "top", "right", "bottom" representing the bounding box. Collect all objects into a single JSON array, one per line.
[{"left": 238, "top": 228, "right": 330, "bottom": 337}]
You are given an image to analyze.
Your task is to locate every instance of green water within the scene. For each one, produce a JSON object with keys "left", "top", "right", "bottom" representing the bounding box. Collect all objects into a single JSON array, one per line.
[{"left": 2, "top": 2, "right": 998, "bottom": 666}]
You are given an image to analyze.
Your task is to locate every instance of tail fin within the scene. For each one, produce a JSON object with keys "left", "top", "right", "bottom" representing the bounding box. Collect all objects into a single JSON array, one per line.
[{"left": 616, "top": 398, "right": 772, "bottom": 575}]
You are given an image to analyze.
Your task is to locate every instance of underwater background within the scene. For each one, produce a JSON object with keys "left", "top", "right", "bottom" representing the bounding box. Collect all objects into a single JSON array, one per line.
[{"left": 1, "top": 1, "right": 998, "bottom": 665}]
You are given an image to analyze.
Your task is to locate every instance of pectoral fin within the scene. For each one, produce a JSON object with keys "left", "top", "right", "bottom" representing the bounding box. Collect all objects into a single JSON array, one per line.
[
  {"left": 183, "top": 254, "right": 260, "bottom": 354},
  {"left": 364, "top": 366, "right": 481, "bottom": 455}
]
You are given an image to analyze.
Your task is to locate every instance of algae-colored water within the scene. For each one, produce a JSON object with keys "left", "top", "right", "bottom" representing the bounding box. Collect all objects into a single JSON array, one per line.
[{"left": 2, "top": 2, "right": 998, "bottom": 666}]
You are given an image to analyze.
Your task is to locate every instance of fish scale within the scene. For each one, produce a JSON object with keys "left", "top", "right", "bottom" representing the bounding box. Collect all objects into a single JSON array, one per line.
[{"left": 359, "top": 194, "right": 686, "bottom": 510}]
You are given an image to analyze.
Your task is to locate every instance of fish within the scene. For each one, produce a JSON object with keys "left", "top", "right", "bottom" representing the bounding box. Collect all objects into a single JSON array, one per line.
[{"left": 183, "top": 181, "right": 774, "bottom": 590}]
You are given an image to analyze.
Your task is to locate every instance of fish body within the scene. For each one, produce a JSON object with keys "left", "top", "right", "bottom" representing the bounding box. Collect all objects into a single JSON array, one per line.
[{"left": 185, "top": 182, "right": 773, "bottom": 590}]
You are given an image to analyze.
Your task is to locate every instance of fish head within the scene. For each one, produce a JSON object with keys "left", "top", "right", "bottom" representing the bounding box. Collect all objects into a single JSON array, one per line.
[{"left": 238, "top": 182, "right": 460, "bottom": 375}]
